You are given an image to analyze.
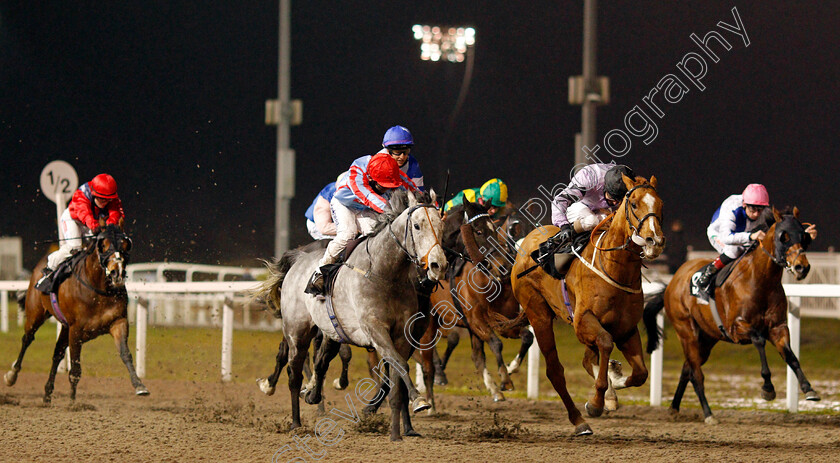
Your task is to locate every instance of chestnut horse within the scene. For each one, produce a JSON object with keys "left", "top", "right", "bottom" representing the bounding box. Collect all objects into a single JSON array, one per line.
[
  {"left": 644, "top": 207, "right": 818, "bottom": 424},
  {"left": 5, "top": 224, "right": 148, "bottom": 403},
  {"left": 511, "top": 174, "right": 664, "bottom": 436}
]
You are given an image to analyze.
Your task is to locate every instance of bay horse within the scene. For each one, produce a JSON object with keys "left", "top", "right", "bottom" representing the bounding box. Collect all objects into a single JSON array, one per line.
[
  {"left": 249, "top": 189, "right": 447, "bottom": 441},
  {"left": 643, "top": 207, "right": 818, "bottom": 424},
  {"left": 511, "top": 174, "right": 664, "bottom": 436},
  {"left": 5, "top": 223, "right": 148, "bottom": 403},
  {"left": 414, "top": 200, "right": 532, "bottom": 409}
]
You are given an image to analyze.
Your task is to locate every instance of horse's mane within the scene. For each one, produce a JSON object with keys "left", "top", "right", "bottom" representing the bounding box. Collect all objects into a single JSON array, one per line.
[
  {"left": 750, "top": 205, "right": 778, "bottom": 233},
  {"left": 370, "top": 189, "right": 430, "bottom": 235}
]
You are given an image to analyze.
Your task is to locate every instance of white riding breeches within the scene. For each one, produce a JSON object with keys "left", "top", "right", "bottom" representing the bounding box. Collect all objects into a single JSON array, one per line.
[
  {"left": 707, "top": 229, "right": 744, "bottom": 260},
  {"left": 46, "top": 208, "right": 90, "bottom": 269},
  {"left": 306, "top": 219, "right": 336, "bottom": 241},
  {"left": 319, "top": 197, "right": 379, "bottom": 267}
]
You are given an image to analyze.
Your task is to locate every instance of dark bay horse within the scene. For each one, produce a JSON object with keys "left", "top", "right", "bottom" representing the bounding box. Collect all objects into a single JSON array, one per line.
[
  {"left": 511, "top": 174, "right": 664, "bottom": 436},
  {"left": 644, "top": 207, "right": 818, "bottom": 424},
  {"left": 5, "top": 224, "right": 148, "bottom": 403}
]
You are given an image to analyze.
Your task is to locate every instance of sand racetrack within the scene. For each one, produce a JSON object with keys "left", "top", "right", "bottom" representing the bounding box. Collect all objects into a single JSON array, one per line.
[{"left": 1, "top": 372, "right": 838, "bottom": 462}]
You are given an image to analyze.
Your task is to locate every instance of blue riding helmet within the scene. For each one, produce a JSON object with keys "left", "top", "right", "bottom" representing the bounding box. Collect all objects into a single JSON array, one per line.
[{"left": 382, "top": 125, "right": 414, "bottom": 147}]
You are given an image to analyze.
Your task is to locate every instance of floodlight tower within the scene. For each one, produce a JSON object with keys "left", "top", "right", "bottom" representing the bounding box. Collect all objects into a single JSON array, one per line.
[{"left": 412, "top": 25, "right": 476, "bottom": 154}]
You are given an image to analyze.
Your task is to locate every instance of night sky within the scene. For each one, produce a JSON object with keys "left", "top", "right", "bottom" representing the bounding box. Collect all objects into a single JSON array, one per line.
[{"left": 2, "top": 1, "right": 838, "bottom": 270}]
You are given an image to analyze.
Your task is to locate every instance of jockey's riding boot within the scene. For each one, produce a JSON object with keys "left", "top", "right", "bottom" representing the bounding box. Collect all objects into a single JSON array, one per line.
[
  {"left": 35, "top": 267, "right": 54, "bottom": 293},
  {"left": 695, "top": 261, "right": 719, "bottom": 290},
  {"left": 304, "top": 269, "right": 325, "bottom": 296}
]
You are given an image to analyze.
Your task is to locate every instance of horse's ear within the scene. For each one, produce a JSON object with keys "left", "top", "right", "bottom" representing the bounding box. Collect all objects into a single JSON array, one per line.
[
  {"left": 118, "top": 217, "right": 125, "bottom": 231},
  {"left": 772, "top": 206, "right": 782, "bottom": 223},
  {"left": 621, "top": 174, "right": 635, "bottom": 191},
  {"left": 407, "top": 190, "right": 418, "bottom": 208},
  {"left": 463, "top": 196, "right": 471, "bottom": 206},
  {"left": 649, "top": 175, "right": 658, "bottom": 189},
  {"left": 792, "top": 206, "right": 800, "bottom": 219},
  {"left": 428, "top": 188, "right": 438, "bottom": 205}
]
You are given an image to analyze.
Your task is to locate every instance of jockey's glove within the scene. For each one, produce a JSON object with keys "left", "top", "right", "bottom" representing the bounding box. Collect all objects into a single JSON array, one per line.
[{"left": 557, "top": 224, "right": 574, "bottom": 244}]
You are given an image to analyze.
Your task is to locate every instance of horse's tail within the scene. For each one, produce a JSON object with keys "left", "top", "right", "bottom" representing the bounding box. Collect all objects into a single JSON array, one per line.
[
  {"left": 643, "top": 290, "right": 666, "bottom": 353},
  {"left": 248, "top": 250, "right": 304, "bottom": 319},
  {"left": 16, "top": 290, "right": 26, "bottom": 311},
  {"left": 488, "top": 307, "right": 530, "bottom": 333}
]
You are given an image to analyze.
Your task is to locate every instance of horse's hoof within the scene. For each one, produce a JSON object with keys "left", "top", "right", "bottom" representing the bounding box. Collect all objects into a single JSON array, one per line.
[
  {"left": 761, "top": 388, "right": 776, "bottom": 401},
  {"left": 412, "top": 397, "right": 431, "bottom": 414},
  {"left": 256, "top": 378, "right": 275, "bottom": 396},
  {"left": 135, "top": 386, "right": 150, "bottom": 396},
  {"left": 332, "top": 378, "right": 347, "bottom": 390},
  {"left": 668, "top": 407, "right": 680, "bottom": 416},
  {"left": 362, "top": 404, "right": 377, "bottom": 416},
  {"left": 608, "top": 359, "right": 624, "bottom": 384},
  {"left": 492, "top": 392, "right": 506, "bottom": 402},
  {"left": 434, "top": 374, "right": 448, "bottom": 386},
  {"left": 4, "top": 371, "right": 17, "bottom": 387},
  {"left": 304, "top": 390, "right": 321, "bottom": 405},
  {"left": 390, "top": 435, "right": 403, "bottom": 442},
  {"left": 43, "top": 396, "right": 51, "bottom": 405},
  {"left": 290, "top": 421, "right": 301, "bottom": 430},
  {"left": 584, "top": 401, "right": 603, "bottom": 417},
  {"left": 805, "top": 390, "right": 821, "bottom": 401},
  {"left": 704, "top": 415, "right": 718, "bottom": 425},
  {"left": 604, "top": 397, "right": 619, "bottom": 411},
  {"left": 404, "top": 429, "right": 422, "bottom": 437},
  {"left": 574, "top": 423, "right": 594, "bottom": 436}
]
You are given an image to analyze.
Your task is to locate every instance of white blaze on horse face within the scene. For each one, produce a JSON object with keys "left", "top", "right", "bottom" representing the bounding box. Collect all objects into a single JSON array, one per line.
[{"left": 642, "top": 193, "right": 661, "bottom": 237}]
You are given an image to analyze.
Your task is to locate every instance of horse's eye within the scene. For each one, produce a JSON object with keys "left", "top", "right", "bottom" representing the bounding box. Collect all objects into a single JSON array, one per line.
[
  {"left": 413, "top": 223, "right": 420, "bottom": 230},
  {"left": 631, "top": 201, "right": 637, "bottom": 209},
  {"left": 475, "top": 230, "right": 483, "bottom": 236}
]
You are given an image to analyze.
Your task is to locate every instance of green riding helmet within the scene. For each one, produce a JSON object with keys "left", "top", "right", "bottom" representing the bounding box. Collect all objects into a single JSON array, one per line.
[{"left": 479, "top": 178, "right": 508, "bottom": 207}]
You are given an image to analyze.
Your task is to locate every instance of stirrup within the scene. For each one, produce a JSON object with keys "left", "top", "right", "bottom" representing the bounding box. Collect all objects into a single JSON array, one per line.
[{"left": 304, "top": 271, "right": 325, "bottom": 296}]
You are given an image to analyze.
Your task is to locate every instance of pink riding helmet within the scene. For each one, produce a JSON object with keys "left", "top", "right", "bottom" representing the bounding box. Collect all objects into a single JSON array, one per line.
[{"left": 742, "top": 184, "right": 770, "bottom": 206}]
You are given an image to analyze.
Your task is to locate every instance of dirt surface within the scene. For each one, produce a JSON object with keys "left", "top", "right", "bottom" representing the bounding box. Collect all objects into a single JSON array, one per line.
[{"left": 1, "top": 372, "right": 838, "bottom": 462}]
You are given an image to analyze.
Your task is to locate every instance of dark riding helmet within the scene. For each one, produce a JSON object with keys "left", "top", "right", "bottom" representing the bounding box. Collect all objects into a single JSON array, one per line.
[{"left": 604, "top": 165, "right": 635, "bottom": 199}]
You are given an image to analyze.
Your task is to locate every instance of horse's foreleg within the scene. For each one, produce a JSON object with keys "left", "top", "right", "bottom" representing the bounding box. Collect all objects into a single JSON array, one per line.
[
  {"left": 671, "top": 362, "right": 691, "bottom": 413},
  {"left": 441, "top": 328, "right": 460, "bottom": 370},
  {"left": 258, "top": 338, "right": 288, "bottom": 395},
  {"left": 487, "top": 333, "right": 514, "bottom": 391},
  {"left": 67, "top": 331, "right": 83, "bottom": 402},
  {"left": 110, "top": 318, "right": 149, "bottom": 396},
  {"left": 576, "top": 312, "right": 614, "bottom": 417},
  {"left": 287, "top": 334, "right": 313, "bottom": 430},
  {"left": 332, "top": 344, "right": 352, "bottom": 390},
  {"left": 750, "top": 333, "right": 776, "bottom": 400},
  {"left": 387, "top": 365, "right": 403, "bottom": 441},
  {"left": 305, "top": 337, "right": 341, "bottom": 405},
  {"left": 43, "top": 324, "right": 69, "bottom": 404},
  {"left": 506, "top": 327, "right": 534, "bottom": 374},
  {"left": 368, "top": 332, "right": 429, "bottom": 414},
  {"left": 529, "top": 309, "right": 590, "bottom": 435},
  {"left": 418, "top": 346, "right": 436, "bottom": 412},
  {"left": 6, "top": 302, "right": 48, "bottom": 387},
  {"left": 768, "top": 324, "right": 819, "bottom": 400},
  {"left": 612, "top": 328, "right": 648, "bottom": 389},
  {"left": 581, "top": 345, "right": 617, "bottom": 411},
  {"left": 470, "top": 332, "right": 504, "bottom": 402}
]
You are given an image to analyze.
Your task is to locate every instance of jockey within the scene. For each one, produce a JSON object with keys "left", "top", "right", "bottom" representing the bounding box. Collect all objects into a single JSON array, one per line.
[
  {"left": 304, "top": 152, "right": 419, "bottom": 296},
  {"left": 37, "top": 173, "right": 124, "bottom": 288},
  {"left": 305, "top": 181, "right": 338, "bottom": 240},
  {"left": 695, "top": 183, "right": 817, "bottom": 290},
  {"left": 550, "top": 163, "right": 635, "bottom": 245},
  {"left": 380, "top": 125, "right": 425, "bottom": 190},
  {"left": 444, "top": 178, "right": 509, "bottom": 219}
]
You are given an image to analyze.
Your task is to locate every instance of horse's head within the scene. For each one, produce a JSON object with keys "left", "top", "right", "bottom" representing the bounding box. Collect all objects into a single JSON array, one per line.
[
  {"left": 618, "top": 175, "right": 665, "bottom": 260},
  {"left": 395, "top": 189, "right": 448, "bottom": 282},
  {"left": 458, "top": 198, "right": 509, "bottom": 279},
  {"left": 770, "top": 207, "right": 811, "bottom": 280},
  {"left": 94, "top": 224, "right": 132, "bottom": 288}
]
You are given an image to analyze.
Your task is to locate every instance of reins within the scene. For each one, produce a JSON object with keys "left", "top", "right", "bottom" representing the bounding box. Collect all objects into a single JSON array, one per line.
[{"left": 589, "top": 183, "right": 661, "bottom": 257}]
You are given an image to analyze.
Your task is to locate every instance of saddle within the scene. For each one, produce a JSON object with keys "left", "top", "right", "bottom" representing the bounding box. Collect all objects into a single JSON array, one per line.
[
  {"left": 319, "top": 236, "right": 367, "bottom": 298},
  {"left": 690, "top": 244, "right": 755, "bottom": 303},
  {"left": 35, "top": 251, "right": 86, "bottom": 294},
  {"left": 524, "top": 231, "right": 591, "bottom": 280}
]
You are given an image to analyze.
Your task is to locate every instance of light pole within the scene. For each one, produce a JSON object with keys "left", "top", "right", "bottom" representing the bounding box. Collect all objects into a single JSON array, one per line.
[
  {"left": 569, "top": 0, "right": 609, "bottom": 166},
  {"left": 413, "top": 25, "right": 476, "bottom": 156}
]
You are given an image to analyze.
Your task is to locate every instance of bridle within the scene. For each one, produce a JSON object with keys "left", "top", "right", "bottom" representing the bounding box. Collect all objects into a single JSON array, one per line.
[
  {"left": 590, "top": 183, "right": 662, "bottom": 257},
  {"left": 758, "top": 218, "right": 810, "bottom": 273},
  {"left": 388, "top": 203, "right": 442, "bottom": 271},
  {"left": 74, "top": 228, "right": 131, "bottom": 296}
]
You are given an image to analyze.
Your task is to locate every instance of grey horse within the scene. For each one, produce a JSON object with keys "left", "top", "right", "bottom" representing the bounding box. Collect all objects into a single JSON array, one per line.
[{"left": 250, "top": 189, "right": 447, "bottom": 441}]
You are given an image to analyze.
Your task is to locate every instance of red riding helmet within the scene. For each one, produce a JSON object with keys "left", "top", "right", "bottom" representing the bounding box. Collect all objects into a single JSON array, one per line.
[
  {"left": 366, "top": 153, "right": 403, "bottom": 188},
  {"left": 90, "top": 173, "right": 118, "bottom": 199}
]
